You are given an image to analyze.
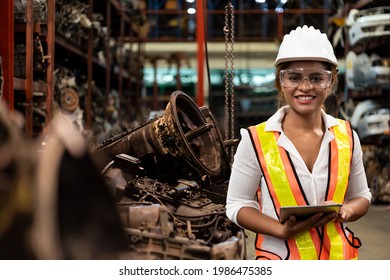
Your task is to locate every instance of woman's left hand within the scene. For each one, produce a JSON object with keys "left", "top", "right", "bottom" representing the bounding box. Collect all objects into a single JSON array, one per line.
[{"left": 337, "top": 204, "right": 354, "bottom": 222}]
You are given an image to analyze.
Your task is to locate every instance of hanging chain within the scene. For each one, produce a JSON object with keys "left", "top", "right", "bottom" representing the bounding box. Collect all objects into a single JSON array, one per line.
[{"left": 224, "top": 2, "right": 235, "bottom": 164}]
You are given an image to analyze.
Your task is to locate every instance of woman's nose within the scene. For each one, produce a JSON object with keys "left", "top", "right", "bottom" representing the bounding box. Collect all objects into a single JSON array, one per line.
[{"left": 298, "top": 77, "right": 313, "bottom": 89}]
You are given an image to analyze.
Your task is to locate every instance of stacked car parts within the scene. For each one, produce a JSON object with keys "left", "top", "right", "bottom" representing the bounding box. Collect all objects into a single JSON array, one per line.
[
  {"left": 345, "top": 5, "right": 390, "bottom": 204},
  {"left": 345, "top": 6, "right": 390, "bottom": 90}
]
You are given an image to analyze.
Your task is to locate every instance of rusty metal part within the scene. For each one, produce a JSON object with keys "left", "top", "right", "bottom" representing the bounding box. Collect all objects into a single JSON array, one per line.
[
  {"left": 93, "top": 91, "right": 222, "bottom": 182},
  {"left": 104, "top": 165, "right": 246, "bottom": 260},
  {"left": 200, "top": 106, "right": 238, "bottom": 184},
  {"left": 60, "top": 87, "right": 79, "bottom": 112}
]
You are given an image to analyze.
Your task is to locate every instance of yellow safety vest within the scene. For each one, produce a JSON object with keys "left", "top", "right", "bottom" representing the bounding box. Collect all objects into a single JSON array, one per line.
[{"left": 248, "top": 119, "right": 361, "bottom": 260}]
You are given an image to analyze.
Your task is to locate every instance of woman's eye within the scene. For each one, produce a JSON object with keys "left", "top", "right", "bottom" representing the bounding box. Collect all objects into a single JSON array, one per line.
[
  {"left": 289, "top": 75, "right": 301, "bottom": 82},
  {"left": 310, "top": 76, "right": 324, "bottom": 83}
]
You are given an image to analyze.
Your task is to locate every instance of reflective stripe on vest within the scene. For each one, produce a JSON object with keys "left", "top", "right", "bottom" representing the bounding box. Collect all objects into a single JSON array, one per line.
[{"left": 249, "top": 119, "right": 357, "bottom": 260}]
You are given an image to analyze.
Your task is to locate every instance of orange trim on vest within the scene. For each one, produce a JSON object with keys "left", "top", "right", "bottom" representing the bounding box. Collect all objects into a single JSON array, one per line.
[
  {"left": 327, "top": 120, "right": 353, "bottom": 203},
  {"left": 328, "top": 139, "right": 339, "bottom": 201}
]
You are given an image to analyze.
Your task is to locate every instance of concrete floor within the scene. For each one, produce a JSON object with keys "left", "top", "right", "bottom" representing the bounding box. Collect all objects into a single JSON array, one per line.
[{"left": 245, "top": 204, "right": 390, "bottom": 260}]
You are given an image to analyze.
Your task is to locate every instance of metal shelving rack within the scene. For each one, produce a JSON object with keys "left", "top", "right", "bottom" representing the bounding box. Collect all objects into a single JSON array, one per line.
[{"left": 0, "top": 0, "right": 55, "bottom": 137}]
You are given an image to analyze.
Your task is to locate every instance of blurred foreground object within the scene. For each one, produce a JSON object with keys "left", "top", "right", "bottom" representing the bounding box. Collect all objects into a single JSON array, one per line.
[
  {"left": 31, "top": 113, "right": 128, "bottom": 259},
  {"left": 0, "top": 100, "right": 35, "bottom": 259}
]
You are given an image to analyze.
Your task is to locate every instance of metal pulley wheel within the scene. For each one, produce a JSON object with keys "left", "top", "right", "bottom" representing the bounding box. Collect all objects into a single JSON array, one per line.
[{"left": 60, "top": 87, "right": 79, "bottom": 112}]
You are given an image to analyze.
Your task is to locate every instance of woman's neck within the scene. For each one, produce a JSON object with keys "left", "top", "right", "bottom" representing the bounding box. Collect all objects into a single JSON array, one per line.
[{"left": 283, "top": 108, "right": 324, "bottom": 133}]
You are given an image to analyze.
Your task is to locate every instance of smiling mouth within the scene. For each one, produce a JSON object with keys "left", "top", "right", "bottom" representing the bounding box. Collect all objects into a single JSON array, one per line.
[{"left": 296, "top": 95, "right": 314, "bottom": 101}]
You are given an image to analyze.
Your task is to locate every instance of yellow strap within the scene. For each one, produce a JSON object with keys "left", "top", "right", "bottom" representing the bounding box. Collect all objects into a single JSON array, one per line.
[
  {"left": 332, "top": 119, "right": 351, "bottom": 203},
  {"left": 326, "top": 223, "right": 344, "bottom": 259},
  {"left": 255, "top": 123, "right": 297, "bottom": 206}
]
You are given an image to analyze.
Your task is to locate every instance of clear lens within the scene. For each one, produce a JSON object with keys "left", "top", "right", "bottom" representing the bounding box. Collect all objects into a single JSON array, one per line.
[{"left": 280, "top": 68, "right": 332, "bottom": 88}]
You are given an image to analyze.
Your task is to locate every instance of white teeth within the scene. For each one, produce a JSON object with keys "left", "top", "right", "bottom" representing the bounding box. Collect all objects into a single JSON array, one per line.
[{"left": 296, "top": 96, "right": 314, "bottom": 101}]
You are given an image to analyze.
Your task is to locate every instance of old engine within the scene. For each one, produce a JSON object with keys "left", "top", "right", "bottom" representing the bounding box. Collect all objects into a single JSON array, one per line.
[{"left": 92, "top": 91, "right": 245, "bottom": 260}]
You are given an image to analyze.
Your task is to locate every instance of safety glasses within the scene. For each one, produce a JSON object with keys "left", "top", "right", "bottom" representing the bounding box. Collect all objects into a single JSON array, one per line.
[{"left": 280, "top": 68, "right": 332, "bottom": 89}]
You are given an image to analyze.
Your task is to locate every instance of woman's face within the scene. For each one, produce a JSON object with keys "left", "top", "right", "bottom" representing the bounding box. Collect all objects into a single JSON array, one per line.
[{"left": 279, "top": 61, "right": 332, "bottom": 115}]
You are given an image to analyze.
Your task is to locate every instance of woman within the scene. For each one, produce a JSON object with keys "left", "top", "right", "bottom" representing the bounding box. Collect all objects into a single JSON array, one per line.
[{"left": 226, "top": 25, "right": 371, "bottom": 260}]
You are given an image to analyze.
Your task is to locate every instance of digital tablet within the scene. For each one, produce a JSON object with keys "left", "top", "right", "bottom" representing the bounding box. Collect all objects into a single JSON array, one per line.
[{"left": 279, "top": 204, "right": 342, "bottom": 223}]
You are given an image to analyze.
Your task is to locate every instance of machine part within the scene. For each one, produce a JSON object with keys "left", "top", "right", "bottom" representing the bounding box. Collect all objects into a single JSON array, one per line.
[
  {"left": 60, "top": 87, "right": 79, "bottom": 112},
  {"left": 117, "top": 204, "right": 161, "bottom": 229},
  {"left": 167, "top": 179, "right": 199, "bottom": 198},
  {"left": 200, "top": 106, "right": 236, "bottom": 184},
  {"left": 368, "top": 54, "right": 390, "bottom": 87},
  {"left": 346, "top": 6, "right": 390, "bottom": 47},
  {"left": 357, "top": 107, "right": 389, "bottom": 145},
  {"left": 351, "top": 52, "right": 390, "bottom": 88},
  {"left": 350, "top": 99, "right": 382, "bottom": 129},
  {"left": 55, "top": 0, "right": 107, "bottom": 52},
  {"left": 14, "top": 0, "right": 48, "bottom": 23},
  {"left": 103, "top": 164, "right": 246, "bottom": 260},
  {"left": 93, "top": 91, "right": 222, "bottom": 182},
  {"left": 119, "top": 227, "right": 245, "bottom": 260},
  {"left": 352, "top": 52, "right": 370, "bottom": 88},
  {"left": 274, "top": 25, "right": 338, "bottom": 67},
  {"left": 53, "top": 66, "right": 87, "bottom": 132},
  {"left": 94, "top": 90, "right": 245, "bottom": 260}
]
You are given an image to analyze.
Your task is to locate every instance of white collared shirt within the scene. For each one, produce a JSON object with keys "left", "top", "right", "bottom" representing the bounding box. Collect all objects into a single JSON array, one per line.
[{"left": 226, "top": 106, "right": 372, "bottom": 226}]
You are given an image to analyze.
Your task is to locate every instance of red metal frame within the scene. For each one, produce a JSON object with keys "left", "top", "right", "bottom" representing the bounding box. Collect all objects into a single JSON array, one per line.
[{"left": 0, "top": 0, "right": 14, "bottom": 109}]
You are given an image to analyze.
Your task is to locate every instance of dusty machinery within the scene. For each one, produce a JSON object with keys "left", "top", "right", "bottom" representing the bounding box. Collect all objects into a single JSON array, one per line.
[{"left": 93, "top": 91, "right": 244, "bottom": 260}]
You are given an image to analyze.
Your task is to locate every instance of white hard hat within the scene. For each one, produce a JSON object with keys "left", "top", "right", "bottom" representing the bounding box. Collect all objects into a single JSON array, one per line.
[{"left": 274, "top": 25, "right": 338, "bottom": 67}]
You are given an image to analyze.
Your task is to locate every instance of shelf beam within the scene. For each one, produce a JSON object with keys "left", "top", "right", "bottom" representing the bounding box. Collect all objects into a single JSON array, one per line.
[{"left": 0, "top": 0, "right": 14, "bottom": 108}]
